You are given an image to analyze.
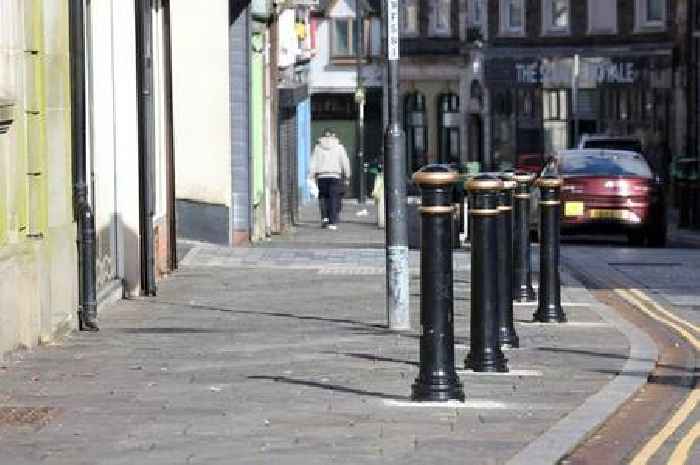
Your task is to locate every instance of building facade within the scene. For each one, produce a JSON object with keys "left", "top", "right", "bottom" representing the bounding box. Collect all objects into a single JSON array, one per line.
[{"left": 464, "top": 0, "right": 689, "bottom": 172}]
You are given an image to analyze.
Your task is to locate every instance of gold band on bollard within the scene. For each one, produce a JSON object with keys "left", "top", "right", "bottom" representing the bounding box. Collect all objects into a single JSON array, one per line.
[
  {"left": 536, "top": 177, "right": 563, "bottom": 188},
  {"left": 513, "top": 193, "right": 531, "bottom": 199},
  {"left": 419, "top": 205, "right": 455, "bottom": 214},
  {"left": 513, "top": 173, "right": 535, "bottom": 183},
  {"left": 466, "top": 178, "right": 504, "bottom": 192},
  {"left": 539, "top": 200, "right": 561, "bottom": 206},
  {"left": 413, "top": 171, "right": 460, "bottom": 187},
  {"left": 502, "top": 180, "right": 517, "bottom": 190},
  {"left": 470, "top": 208, "right": 501, "bottom": 216}
]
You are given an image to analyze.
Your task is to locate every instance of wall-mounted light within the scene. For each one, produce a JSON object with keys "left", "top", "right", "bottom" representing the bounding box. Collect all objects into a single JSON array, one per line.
[{"left": 0, "top": 100, "right": 14, "bottom": 135}]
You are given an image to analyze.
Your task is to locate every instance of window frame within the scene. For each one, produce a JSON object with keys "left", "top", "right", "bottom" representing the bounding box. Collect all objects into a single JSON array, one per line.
[
  {"left": 402, "top": 0, "right": 421, "bottom": 37},
  {"left": 542, "top": 0, "right": 570, "bottom": 35},
  {"left": 469, "top": 0, "right": 484, "bottom": 26},
  {"left": 329, "top": 17, "right": 358, "bottom": 61},
  {"left": 635, "top": 0, "right": 667, "bottom": 32},
  {"left": 499, "top": 0, "right": 526, "bottom": 36},
  {"left": 427, "top": 0, "right": 453, "bottom": 37},
  {"left": 587, "top": 0, "right": 618, "bottom": 35}
]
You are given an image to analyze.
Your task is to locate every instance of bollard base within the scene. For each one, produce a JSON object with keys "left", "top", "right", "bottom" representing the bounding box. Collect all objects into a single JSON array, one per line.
[
  {"left": 514, "top": 286, "right": 537, "bottom": 303},
  {"left": 465, "top": 351, "right": 508, "bottom": 373},
  {"left": 498, "top": 327, "right": 520, "bottom": 349},
  {"left": 533, "top": 305, "right": 567, "bottom": 323},
  {"left": 411, "top": 376, "right": 465, "bottom": 402}
]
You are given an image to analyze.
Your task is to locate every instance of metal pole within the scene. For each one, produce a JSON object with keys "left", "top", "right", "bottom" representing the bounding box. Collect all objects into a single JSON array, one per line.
[
  {"left": 70, "top": 0, "right": 98, "bottom": 331},
  {"left": 573, "top": 54, "right": 580, "bottom": 147},
  {"left": 411, "top": 166, "right": 464, "bottom": 402},
  {"left": 465, "top": 175, "right": 508, "bottom": 372},
  {"left": 356, "top": 6, "right": 366, "bottom": 204},
  {"left": 534, "top": 175, "right": 566, "bottom": 323},
  {"left": 384, "top": 0, "right": 409, "bottom": 329}
]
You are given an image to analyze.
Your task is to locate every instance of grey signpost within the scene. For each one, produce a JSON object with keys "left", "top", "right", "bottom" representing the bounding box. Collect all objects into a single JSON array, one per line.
[{"left": 384, "top": 0, "right": 410, "bottom": 330}]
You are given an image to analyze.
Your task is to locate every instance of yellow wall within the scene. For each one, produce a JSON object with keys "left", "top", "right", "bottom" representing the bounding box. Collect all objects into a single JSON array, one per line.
[{"left": 0, "top": 0, "right": 77, "bottom": 355}]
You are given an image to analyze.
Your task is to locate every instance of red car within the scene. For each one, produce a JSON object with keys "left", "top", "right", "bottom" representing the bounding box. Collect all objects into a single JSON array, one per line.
[
  {"left": 549, "top": 149, "right": 667, "bottom": 247},
  {"left": 516, "top": 153, "right": 546, "bottom": 174}
]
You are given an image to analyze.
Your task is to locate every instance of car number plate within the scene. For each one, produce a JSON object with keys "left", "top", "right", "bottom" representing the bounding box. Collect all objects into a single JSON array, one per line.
[
  {"left": 564, "top": 202, "right": 584, "bottom": 217},
  {"left": 589, "top": 209, "right": 627, "bottom": 220}
]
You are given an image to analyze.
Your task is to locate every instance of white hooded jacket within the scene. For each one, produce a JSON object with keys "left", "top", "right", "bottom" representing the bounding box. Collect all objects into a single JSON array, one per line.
[{"left": 309, "top": 135, "right": 351, "bottom": 180}]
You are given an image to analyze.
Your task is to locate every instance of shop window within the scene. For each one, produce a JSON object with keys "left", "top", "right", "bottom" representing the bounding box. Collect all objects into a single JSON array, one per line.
[
  {"left": 331, "top": 18, "right": 358, "bottom": 59},
  {"left": 402, "top": 0, "right": 420, "bottom": 37},
  {"left": 635, "top": 0, "right": 666, "bottom": 31},
  {"left": 404, "top": 92, "right": 428, "bottom": 173},
  {"left": 543, "top": 89, "right": 569, "bottom": 153},
  {"left": 428, "top": 0, "right": 452, "bottom": 37},
  {"left": 588, "top": 0, "right": 617, "bottom": 34},
  {"left": 469, "top": 0, "right": 484, "bottom": 26},
  {"left": 500, "top": 0, "right": 525, "bottom": 36},
  {"left": 542, "top": 0, "right": 570, "bottom": 35}
]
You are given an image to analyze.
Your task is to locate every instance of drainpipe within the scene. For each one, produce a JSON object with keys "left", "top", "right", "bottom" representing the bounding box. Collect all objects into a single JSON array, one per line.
[
  {"left": 135, "top": 0, "right": 157, "bottom": 296},
  {"left": 69, "top": 0, "right": 98, "bottom": 331}
]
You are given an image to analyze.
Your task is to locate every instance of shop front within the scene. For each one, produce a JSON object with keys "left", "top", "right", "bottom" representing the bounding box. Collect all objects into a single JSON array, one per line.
[{"left": 484, "top": 52, "right": 673, "bottom": 172}]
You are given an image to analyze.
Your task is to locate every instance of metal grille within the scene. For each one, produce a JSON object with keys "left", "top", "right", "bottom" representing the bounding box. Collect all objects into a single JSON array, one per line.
[{"left": 0, "top": 407, "right": 61, "bottom": 427}]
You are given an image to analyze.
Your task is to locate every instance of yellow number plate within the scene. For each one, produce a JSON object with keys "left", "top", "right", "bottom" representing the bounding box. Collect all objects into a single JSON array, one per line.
[
  {"left": 589, "top": 209, "right": 627, "bottom": 220},
  {"left": 564, "top": 202, "right": 584, "bottom": 217}
]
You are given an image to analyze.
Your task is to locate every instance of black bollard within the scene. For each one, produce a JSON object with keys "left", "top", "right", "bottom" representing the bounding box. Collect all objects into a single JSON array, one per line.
[
  {"left": 533, "top": 176, "right": 567, "bottom": 323},
  {"left": 512, "top": 172, "right": 536, "bottom": 302},
  {"left": 465, "top": 175, "right": 508, "bottom": 372},
  {"left": 411, "top": 165, "right": 465, "bottom": 402},
  {"left": 497, "top": 174, "right": 519, "bottom": 349}
]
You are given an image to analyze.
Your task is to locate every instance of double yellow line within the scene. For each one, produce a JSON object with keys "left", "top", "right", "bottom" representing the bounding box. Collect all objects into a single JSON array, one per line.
[{"left": 614, "top": 288, "right": 699, "bottom": 465}]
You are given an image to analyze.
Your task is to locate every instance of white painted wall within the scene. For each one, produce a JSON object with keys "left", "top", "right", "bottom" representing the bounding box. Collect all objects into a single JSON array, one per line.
[
  {"left": 170, "top": 0, "right": 231, "bottom": 206},
  {"left": 87, "top": 0, "right": 119, "bottom": 289},
  {"left": 111, "top": 0, "right": 142, "bottom": 296},
  {"left": 278, "top": 9, "right": 298, "bottom": 69},
  {"left": 308, "top": 16, "right": 382, "bottom": 93}
]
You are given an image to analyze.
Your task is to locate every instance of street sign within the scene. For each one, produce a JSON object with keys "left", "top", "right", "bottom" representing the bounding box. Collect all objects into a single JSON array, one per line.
[{"left": 387, "top": 0, "right": 399, "bottom": 61}]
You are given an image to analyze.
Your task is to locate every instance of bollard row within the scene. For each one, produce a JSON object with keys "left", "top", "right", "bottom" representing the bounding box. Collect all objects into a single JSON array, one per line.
[{"left": 409, "top": 167, "right": 565, "bottom": 402}]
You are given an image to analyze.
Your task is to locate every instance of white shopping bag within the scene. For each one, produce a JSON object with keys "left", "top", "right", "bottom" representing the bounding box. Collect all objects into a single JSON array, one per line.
[{"left": 307, "top": 178, "right": 319, "bottom": 198}]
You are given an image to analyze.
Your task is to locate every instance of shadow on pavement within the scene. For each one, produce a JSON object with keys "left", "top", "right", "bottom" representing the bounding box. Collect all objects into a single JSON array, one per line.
[
  {"left": 591, "top": 368, "right": 697, "bottom": 388},
  {"left": 247, "top": 375, "right": 407, "bottom": 401},
  {"left": 115, "top": 327, "right": 229, "bottom": 334},
  {"left": 325, "top": 351, "right": 419, "bottom": 367}
]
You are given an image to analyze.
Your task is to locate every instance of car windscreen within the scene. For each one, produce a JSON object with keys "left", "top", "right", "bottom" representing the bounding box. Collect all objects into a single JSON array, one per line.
[
  {"left": 559, "top": 153, "right": 653, "bottom": 178},
  {"left": 582, "top": 140, "right": 643, "bottom": 153}
]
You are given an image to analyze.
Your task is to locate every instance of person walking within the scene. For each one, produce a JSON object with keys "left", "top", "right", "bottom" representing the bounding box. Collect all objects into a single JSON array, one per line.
[{"left": 309, "top": 129, "right": 351, "bottom": 230}]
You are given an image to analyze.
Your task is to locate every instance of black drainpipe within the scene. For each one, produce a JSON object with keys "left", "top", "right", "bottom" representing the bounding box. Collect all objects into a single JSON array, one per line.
[
  {"left": 69, "top": 0, "right": 98, "bottom": 331},
  {"left": 135, "top": 0, "right": 157, "bottom": 296}
]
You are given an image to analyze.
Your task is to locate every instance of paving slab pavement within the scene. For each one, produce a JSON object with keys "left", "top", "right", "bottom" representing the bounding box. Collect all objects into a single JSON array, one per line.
[{"left": 0, "top": 201, "right": 659, "bottom": 465}]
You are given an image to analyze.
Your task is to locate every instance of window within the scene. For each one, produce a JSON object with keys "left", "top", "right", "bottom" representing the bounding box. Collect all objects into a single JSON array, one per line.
[
  {"left": 428, "top": 0, "right": 452, "bottom": 37},
  {"left": 402, "top": 0, "right": 420, "bottom": 36},
  {"left": 500, "top": 0, "right": 525, "bottom": 35},
  {"left": 635, "top": 0, "right": 666, "bottom": 31},
  {"left": 646, "top": 0, "right": 663, "bottom": 21},
  {"left": 331, "top": 18, "right": 358, "bottom": 58},
  {"left": 543, "top": 0, "right": 569, "bottom": 34},
  {"left": 588, "top": 0, "right": 617, "bottom": 34},
  {"left": 469, "top": 0, "right": 484, "bottom": 26}
]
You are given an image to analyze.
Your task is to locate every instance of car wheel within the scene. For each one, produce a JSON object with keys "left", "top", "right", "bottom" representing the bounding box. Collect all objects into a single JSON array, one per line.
[
  {"left": 628, "top": 230, "right": 646, "bottom": 247},
  {"left": 646, "top": 221, "right": 667, "bottom": 248}
]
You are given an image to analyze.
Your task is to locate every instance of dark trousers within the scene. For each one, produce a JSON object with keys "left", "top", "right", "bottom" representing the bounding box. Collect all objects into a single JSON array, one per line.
[{"left": 318, "top": 177, "right": 341, "bottom": 224}]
